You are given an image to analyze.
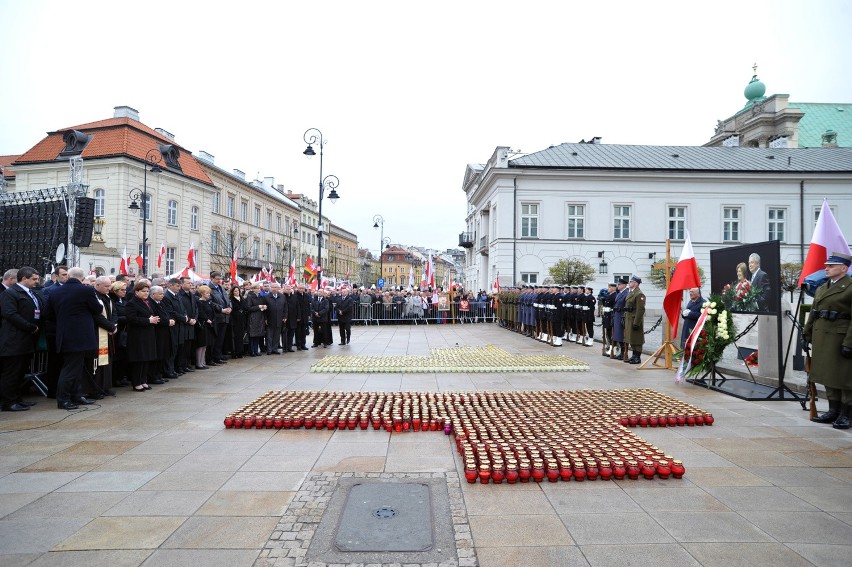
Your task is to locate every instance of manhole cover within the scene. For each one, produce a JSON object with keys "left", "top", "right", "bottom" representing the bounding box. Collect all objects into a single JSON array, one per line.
[{"left": 335, "top": 482, "right": 432, "bottom": 552}]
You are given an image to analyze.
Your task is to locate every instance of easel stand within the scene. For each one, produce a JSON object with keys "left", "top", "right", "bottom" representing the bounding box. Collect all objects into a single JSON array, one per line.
[{"left": 640, "top": 239, "right": 677, "bottom": 371}]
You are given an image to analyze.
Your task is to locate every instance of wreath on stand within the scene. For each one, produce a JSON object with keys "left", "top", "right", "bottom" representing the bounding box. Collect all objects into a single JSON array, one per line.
[{"left": 682, "top": 294, "right": 737, "bottom": 378}]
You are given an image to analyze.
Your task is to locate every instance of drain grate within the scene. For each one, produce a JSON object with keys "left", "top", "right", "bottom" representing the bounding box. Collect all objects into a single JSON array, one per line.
[{"left": 373, "top": 506, "right": 397, "bottom": 519}]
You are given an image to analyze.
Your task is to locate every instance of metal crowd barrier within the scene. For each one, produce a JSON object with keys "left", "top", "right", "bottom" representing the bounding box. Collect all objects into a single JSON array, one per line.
[{"left": 345, "top": 301, "right": 496, "bottom": 325}]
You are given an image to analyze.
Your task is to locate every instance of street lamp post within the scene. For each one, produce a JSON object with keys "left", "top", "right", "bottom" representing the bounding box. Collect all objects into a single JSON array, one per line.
[
  {"left": 127, "top": 149, "right": 162, "bottom": 277},
  {"left": 303, "top": 128, "right": 340, "bottom": 285},
  {"left": 373, "top": 215, "right": 385, "bottom": 284},
  {"left": 287, "top": 225, "right": 299, "bottom": 268}
]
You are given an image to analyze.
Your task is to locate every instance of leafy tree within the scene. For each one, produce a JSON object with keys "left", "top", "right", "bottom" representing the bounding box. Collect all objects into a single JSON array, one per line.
[
  {"left": 647, "top": 255, "right": 705, "bottom": 291},
  {"left": 549, "top": 258, "right": 595, "bottom": 285},
  {"left": 780, "top": 261, "right": 803, "bottom": 301}
]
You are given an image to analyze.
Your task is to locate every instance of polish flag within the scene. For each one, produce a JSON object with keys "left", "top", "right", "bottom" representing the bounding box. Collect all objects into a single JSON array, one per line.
[
  {"left": 119, "top": 247, "right": 129, "bottom": 275},
  {"left": 157, "top": 242, "right": 166, "bottom": 268},
  {"left": 494, "top": 273, "right": 501, "bottom": 294},
  {"left": 266, "top": 262, "right": 276, "bottom": 283},
  {"left": 799, "top": 199, "right": 850, "bottom": 291},
  {"left": 286, "top": 259, "right": 296, "bottom": 286},
  {"left": 675, "top": 304, "right": 711, "bottom": 384},
  {"left": 187, "top": 242, "right": 196, "bottom": 269},
  {"left": 229, "top": 245, "right": 238, "bottom": 283},
  {"left": 408, "top": 265, "right": 414, "bottom": 290},
  {"left": 663, "top": 230, "right": 702, "bottom": 340},
  {"left": 135, "top": 254, "right": 144, "bottom": 271},
  {"left": 422, "top": 251, "right": 434, "bottom": 289}
]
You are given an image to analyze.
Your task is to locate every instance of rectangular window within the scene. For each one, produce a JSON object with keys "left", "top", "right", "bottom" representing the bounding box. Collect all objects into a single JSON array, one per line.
[
  {"left": 226, "top": 196, "right": 235, "bottom": 218},
  {"left": 226, "top": 233, "right": 234, "bottom": 255},
  {"left": 667, "top": 206, "right": 686, "bottom": 240},
  {"left": 267, "top": 211, "right": 272, "bottom": 230},
  {"left": 566, "top": 204, "right": 585, "bottom": 239},
  {"left": 814, "top": 205, "right": 837, "bottom": 228},
  {"left": 265, "top": 243, "right": 272, "bottom": 262},
  {"left": 240, "top": 201, "right": 248, "bottom": 222},
  {"left": 94, "top": 189, "right": 105, "bottom": 217},
  {"left": 211, "top": 230, "right": 220, "bottom": 254},
  {"left": 521, "top": 203, "right": 538, "bottom": 238},
  {"left": 613, "top": 205, "right": 631, "bottom": 239},
  {"left": 138, "top": 243, "right": 150, "bottom": 272},
  {"left": 167, "top": 200, "right": 178, "bottom": 225},
  {"left": 768, "top": 207, "right": 786, "bottom": 241},
  {"left": 520, "top": 272, "right": 538, "bottom": 284},
  {"left": 212, "top": 192, "right": 220, "bottom": 214},
  {"left": 190, "top": 206, "right": 198, "bottom": 231},
  {"left": 278, "top": 215, "right": 283, "bottom": 233},
  {"left": 254, "top": 206, "right": 261, "bottom": 226},
  {"left": 239, "top": 237, "right": 247, "bottom": 257},
  {"left": 165, "top": 247, "right": 175, "bottom": 274},
  {"left": 140, "top": 194, "right": 152, "bottom": 221},
  {"left": 252, "top": 240, "right": 259, "bottom": 260},
  {"left": 723, "top": 207, "right": 740, "bottom": 242}
]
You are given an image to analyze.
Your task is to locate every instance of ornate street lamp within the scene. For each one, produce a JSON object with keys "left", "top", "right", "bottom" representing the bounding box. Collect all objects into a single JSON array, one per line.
[
  {"left": 303, "top": 128, "right": 340, "bottom": 283},
  {"left": 373, "top": 214, "right": 385, "bottom": 280},
  {"left": 127, "top": 148, "right": 162, "bottom": 276}
]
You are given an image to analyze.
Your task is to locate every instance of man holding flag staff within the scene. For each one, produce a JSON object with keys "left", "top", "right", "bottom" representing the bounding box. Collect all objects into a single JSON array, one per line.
[{"left": 803, "top": 252, "right": 852, "bottom": 429}]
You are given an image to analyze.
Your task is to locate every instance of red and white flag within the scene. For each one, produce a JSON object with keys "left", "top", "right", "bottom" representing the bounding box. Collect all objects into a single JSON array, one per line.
[
  {"left": 408, "top": 265, "right": 415, "bottom": 290},
  {"left": 187, "top": 242, "right": 196, "bottom": 270},
  {"left": 422, "top": 251, "right": 435, "bottom": 289},
  {"left": 266, "top": 262, "right": 276, "bottom": 283},
  {"left": 286, "top": 259, "right": 296, "bottom": 285},
  {"left": 119, "top": 247, "right": 129, "bottom": 275},
  {"left": 135, "top": 254, "right": 144, "bottom": 271},
  {"left": 799, "top": 198, "right": 851, "bottom": 287},
  {"left": 157, "top": 242, "right": 166, "bottom": 268},
  {"left": 663, "top": 230, "right": 702, "bottom": 340},
  {"left": 229, "top": 245, "right": 238, "bottom": 283},
  {"left": 494, "top": 272, "right": 501, "bottom": 294},
  {"left": 675, "top": 304, "right": 711, "bottom": 384}
]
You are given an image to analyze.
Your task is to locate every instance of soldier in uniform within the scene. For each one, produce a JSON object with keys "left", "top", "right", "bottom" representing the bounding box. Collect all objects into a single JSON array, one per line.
[
  {"left": 600, "top": 283, "right": 616, "bottom": 356},
  {"left": 612, "top": 278, "right": 629, "bottom": 360},
  {"left": 582, "top": 286, "right": 597, "bottom": 346},
  {"left": 551, "top": 285, "right": 564, "bottom": 346},
  {"left": 624, "top": 275, "right": 646, "bottom": 364},
  {"left": 564, "top": 285, "right": 575, "bottom": 342},
  {"left": 803, "top": 252, "right": 852, "bottom": 429}
]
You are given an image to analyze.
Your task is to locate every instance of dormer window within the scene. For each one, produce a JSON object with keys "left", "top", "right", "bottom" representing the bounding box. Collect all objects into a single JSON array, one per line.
[
  {"left": 59, "top": 130, "right": 92, "bottom": 157},
  {"left": 157, "top": 144, "right": 182, "bottom": 171}
]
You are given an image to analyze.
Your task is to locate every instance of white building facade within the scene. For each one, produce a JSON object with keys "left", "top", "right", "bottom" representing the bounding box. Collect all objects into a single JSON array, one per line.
[{"left": 462, "top": 144, "right": 852, "bottom": 308}]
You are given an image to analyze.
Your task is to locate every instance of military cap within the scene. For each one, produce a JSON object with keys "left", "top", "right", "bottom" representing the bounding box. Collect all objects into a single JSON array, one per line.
[{"left": 825, "top": 252, "right": 852, "bottom": 266}]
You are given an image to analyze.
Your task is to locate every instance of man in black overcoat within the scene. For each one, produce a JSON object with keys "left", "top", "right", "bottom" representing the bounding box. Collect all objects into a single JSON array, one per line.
[
  {"left": 264, "top": 283, "right": 288, "bottom": 354},
  {"left": 297, "top": 285, "right": 311, "bottom": 350},
  {"left": 161, "top": 279, "right": 186, "bottom": 377},
  {"left": 43, "top": 267, "right": 103, "bottom": 410},
  {"left": 178, "top": 277, "right": 198, "bottom": 373},
  {"left": 0, "top": 266, "right": 41, "bottom": 412},
  {"left": 311, "top": 289, "right": 331, "bottom": 348},
  {"left": 284, "top": 285, "right": 300, "bottom": 352},
  {"left": 336, "top": 287, "right": 355, "bottom": 345}
]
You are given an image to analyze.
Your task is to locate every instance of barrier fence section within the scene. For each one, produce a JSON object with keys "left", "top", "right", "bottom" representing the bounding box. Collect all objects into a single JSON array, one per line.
[{"left": 346, "top": 300, "right": 495, "bottom": 325}]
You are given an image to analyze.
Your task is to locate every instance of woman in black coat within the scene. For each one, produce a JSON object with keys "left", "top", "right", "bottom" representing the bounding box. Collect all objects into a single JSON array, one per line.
[
  {"left": 193, "top": 285, "right": 215, "bottom": 369},
  {"left": 109, "top": 281, "right": 130, "bottom": 387},
  {"left": 124, "top": 282, "right": 160, "bottom": 392},
  {"left": 244, "top": 283, "right": 267, "bottom": 356},
  {"left": 229, "top": 285, "right": 247, "bottom": 358}
]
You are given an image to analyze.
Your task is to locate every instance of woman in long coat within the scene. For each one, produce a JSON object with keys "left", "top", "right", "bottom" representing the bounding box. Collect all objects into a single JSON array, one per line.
[
  {"left": 244, "top": 283, "right": 267, "bottom": 356},
  {"left": 124, "top": 282, "right": 160, "bottom": 392},
  {"left": 228, "top": 285, "right": 247, "bottom": 358},
  {"left": 193, "top": 285, "right": 215, "bottom": 369}
]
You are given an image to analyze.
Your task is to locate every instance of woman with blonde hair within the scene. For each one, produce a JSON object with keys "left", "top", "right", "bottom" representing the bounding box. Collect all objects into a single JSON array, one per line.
[
  {"left": 109, "top": 280, "right": 130, "bottom": 387},
  {"left": 193, "top": 285, "right": 215, "bottom": 369}
]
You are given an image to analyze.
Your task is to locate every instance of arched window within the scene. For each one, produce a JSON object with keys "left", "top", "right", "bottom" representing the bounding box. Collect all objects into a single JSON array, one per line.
[
  {"left": 167, "top": 200, "right": 178, "bottom": 225},
  {"left": 94, "top": 189, "right": 105, "bottom": 217}
]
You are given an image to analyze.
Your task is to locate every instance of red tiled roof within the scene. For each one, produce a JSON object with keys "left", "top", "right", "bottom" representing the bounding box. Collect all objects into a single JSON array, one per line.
[
  {"left": 0, "top": 154, "right": 19, "bottom": 178},
  {"left": 14, "top": 117, "right": 213, "bottom": 186}
]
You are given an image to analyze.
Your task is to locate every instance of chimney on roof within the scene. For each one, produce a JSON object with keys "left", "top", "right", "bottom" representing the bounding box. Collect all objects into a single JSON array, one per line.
[
  {"left": 233, "top": 169, "right": 245, "bottom": 180},
  {"left": 276, "top": 184, "right": 286, "bottom": 194},
  {"left": 262, "top": 177, "right": 274, "bottom": 191},
  {"left": 113, "top": 106, "right": 140, "bottom": 121},
  {"left": 155, "top": 128, "right": 175, "bottom": 141},
  {"left": 197, "top": 150, "right": 215, "bottom": 164}
]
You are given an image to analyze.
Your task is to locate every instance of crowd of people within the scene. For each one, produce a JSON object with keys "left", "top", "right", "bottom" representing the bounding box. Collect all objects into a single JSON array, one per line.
[
  {"left": 495, "top": 276, "right": 648, "bottom": 364},
  {"left": 0, "top": 264, "right": 495, "bottom": 412}
]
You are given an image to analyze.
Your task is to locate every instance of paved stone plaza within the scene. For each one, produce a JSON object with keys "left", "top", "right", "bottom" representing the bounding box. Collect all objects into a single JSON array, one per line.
[{"left": 0, "top": 323, "right": 850, "bottom": 567}]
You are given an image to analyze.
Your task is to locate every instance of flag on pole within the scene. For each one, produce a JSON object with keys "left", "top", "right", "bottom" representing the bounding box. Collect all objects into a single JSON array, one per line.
[
  {"left": 229, "top": 245, "right": 238, "bottom": 283},
  {"left": 187, "top": 242, "right": 196, "bottom": 269},
  {"left": 799, "top": 198, "right": 851, "bottom": 293},
  {"left": 663, "top": 230, "right": 702, "bottom": 340},
  {"left": 408, "top": 265, "right": 414, "bottom": 290},
  {"left": 494, "top": 272, "right": 501, "bottom": 294},
  {"left": 119, "top": 247, "right": 129, "bottom": 275},
  {"left": 303, "top": 256, "right": 318, "bottom": 282},
  {"left": 135, "top": 254, "right": 144, "bottom": 271},
  {"left": 287, "top": 259, "right": 296, "bottom": 286},
  {"left": 157, "top": 243, "right": 166, "bottom": 268},
  {"left": 424, "top": 251, "right": 435, "bottom": 289}
]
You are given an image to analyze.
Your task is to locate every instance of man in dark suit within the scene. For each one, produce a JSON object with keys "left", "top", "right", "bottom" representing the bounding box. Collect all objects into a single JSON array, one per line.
[
  {"left": 748, "top": 253, "right": 771, "bottom": 311},
  {"left": 283, "top": 285, "right": 299, "bottom": 352},
  {"left": 297, "top": 285, "right": 311, "bottom": 350},
  {"left": 311, "top": 289, "right": 331, "bottom": 348},
  {"left": 208, "top": 272, "right": 232, "bottom": 363},
  {"left": 680, "top": 288, "right": 704, "bottom": 347},
  {"left": 336, "top": 287, "right": 355, "bottom": 345},
  {"left": 39, "top": 265, "right": 69, "bottom": 398},
  {"left": 42, "top": 267, "right": 103, "bottom": 410},
  {"left": 178, "top": 277, "right": 198, "bottom": 373},
  {"left": 264, "top": 283, "right": 287, "bottom": 354},
  {"left": 0, "top": 267, "right": 41, "bottom": 412},
  {"left": 161, "top": 278, "right": 186, "bottom": 378}
]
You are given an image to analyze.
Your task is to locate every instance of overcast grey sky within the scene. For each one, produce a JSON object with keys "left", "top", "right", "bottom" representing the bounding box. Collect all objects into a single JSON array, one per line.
[{"left": 2, "top": 0, "right": 850, "bottom": 255}]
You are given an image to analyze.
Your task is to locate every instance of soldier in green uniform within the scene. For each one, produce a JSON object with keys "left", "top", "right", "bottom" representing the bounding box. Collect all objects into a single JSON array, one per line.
[
  {"left": 624, "top": 275, "right": 646, "bottom": 364},
  {"left": 803, "top": 252, "right": 852, "bottom": 429}
]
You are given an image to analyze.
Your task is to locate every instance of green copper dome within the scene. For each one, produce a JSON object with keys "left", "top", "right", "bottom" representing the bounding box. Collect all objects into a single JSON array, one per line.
[{"left": 744, "top": 74, "right": 766, "bottom": 102}]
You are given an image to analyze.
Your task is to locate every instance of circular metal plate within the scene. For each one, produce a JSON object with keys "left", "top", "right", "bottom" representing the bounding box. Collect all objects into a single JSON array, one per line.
[{"left": 373, "top": 506, "right": 397, "bottom": 519}]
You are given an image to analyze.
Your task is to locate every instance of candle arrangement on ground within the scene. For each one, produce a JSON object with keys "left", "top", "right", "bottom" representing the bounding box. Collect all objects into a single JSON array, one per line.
[
  {"left": 224, "top": 388, "right": 712, "bottom": 483},
  {"left": 309, "top": 345, "right": 589, "bottom": 373}
]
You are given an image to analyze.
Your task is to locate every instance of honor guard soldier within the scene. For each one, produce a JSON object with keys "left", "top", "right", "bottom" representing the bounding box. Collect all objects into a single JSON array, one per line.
[
  {"left": 612, "top": 278, "right": 629, "bottom": 360},
  {"left": 600, "top": 283, "right": 617, "bottom": 356},
  {"left": 582, "top": 286, "right": 597, "bottom": 346},
  {"left": 624, "top": 275, "right": 646, "bottom": 364},
  {"left": 523, "top": 286, "right": 535, "bottom": 336},
  {"left": 803, "top": 252, "right": 852, "bottom": 429},
  {"left": 564, "top": 285, "right": 576, "bottom": 342},
  {"left": 551, "top": 285, "right": 564, "bottom": 346}
]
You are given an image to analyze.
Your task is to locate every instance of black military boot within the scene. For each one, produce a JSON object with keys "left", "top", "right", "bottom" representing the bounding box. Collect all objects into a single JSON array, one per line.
[
  {"left": 812, "top": 399, "right": 841, "bottom": 423},
  {"left": 832, "top": 404, "right": 851, "bottom": 430}
]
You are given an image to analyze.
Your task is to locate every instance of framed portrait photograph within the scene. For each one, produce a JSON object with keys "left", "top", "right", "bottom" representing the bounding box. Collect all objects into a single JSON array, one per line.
[{"left": 710, "top": 240, "right": 781, "bottom": 316}]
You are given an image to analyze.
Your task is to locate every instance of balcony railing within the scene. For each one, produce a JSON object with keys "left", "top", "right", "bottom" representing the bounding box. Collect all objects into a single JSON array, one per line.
[
  {"left": 478, "top": 234, "right": 489, "bottom": 255},
  {"left": 458, "top": 232, "right": 474, "bottom": 248}
]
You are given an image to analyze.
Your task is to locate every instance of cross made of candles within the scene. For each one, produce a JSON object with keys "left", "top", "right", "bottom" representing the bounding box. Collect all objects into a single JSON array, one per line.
[{"left": 225, "top": 388, "right": 713, "bottom": 484}]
